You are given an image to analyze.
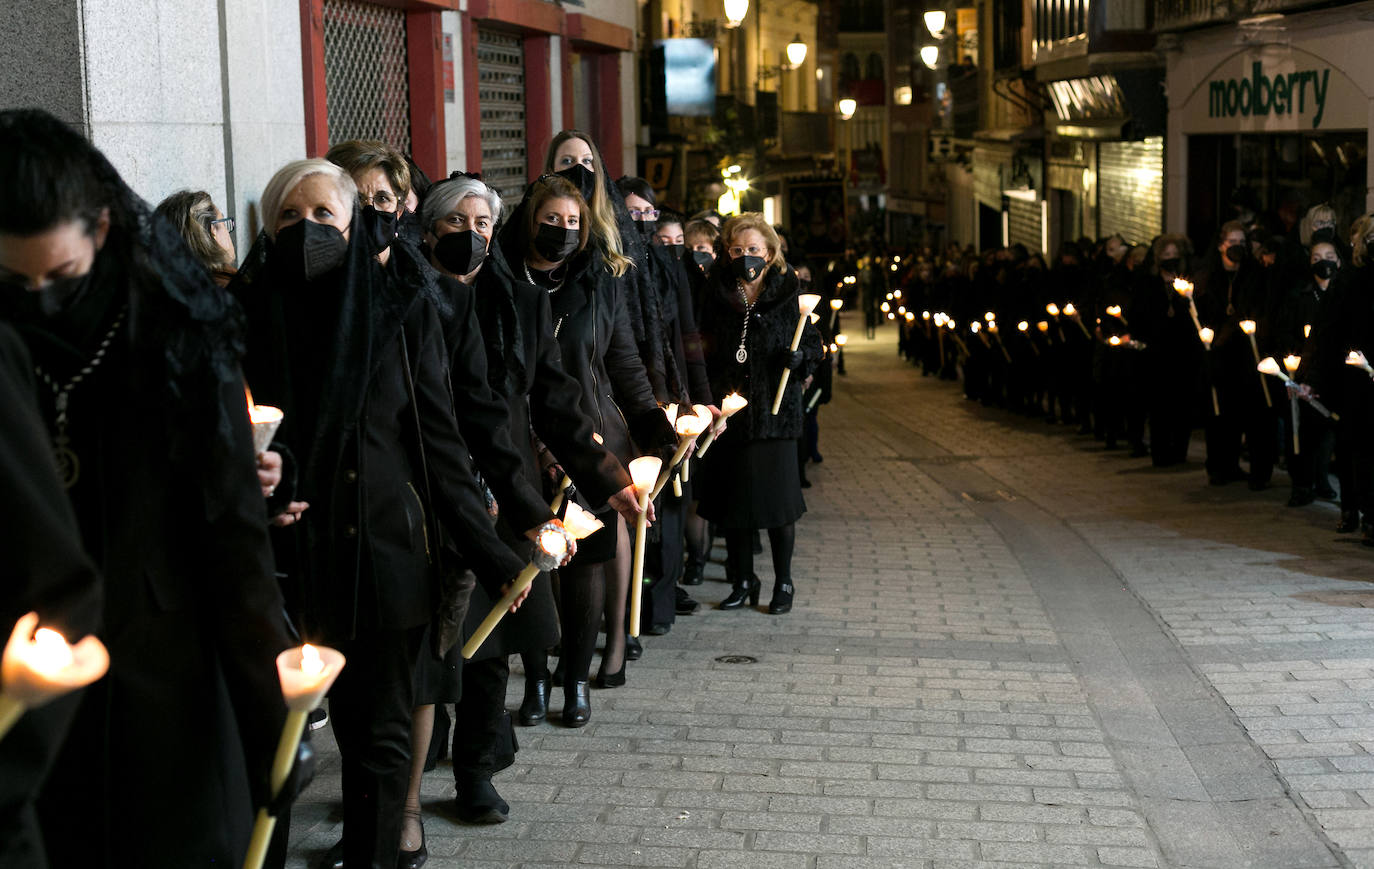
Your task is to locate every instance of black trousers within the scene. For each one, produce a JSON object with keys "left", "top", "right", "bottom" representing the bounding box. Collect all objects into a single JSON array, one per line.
[
  {"left": 329, "top": 625, "right": 425, "bottom": 869},
  {"left": 1205, "top": 399, "right": 1276, "bottom": 485},
  {"left": 1286, "top": 403, "right": 1334, "bottom": 495},
  {"left": 642, "top": 487, "right": 688, "bottom": 632},
  {"left": 450, "top": 655, "right": 517, "bottom": 781}
]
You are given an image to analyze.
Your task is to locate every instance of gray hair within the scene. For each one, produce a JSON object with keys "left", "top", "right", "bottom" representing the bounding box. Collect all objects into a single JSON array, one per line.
[
  {"left": 420, "top": 176, "right": 503, "bottom": 234},
  {"left": 260, "top": 159, "right": 357, "bottom": 238}
]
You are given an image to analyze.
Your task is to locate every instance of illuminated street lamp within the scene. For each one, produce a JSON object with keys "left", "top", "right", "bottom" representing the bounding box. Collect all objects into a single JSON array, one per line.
[
  {"left": 920, "top": 45, "right": 939, "bottom": 69},
  {"left": 838, "top": 97, "right": 857, "bottom": 120},
  {"left": 724, "top": 0, "right": 748, "bottom": 28},
  {"left": 786, "top": 35, "right": 808, "bottom": 69},
  {"left": 923, "top": 9, "right": 946, "bottom": 36}
]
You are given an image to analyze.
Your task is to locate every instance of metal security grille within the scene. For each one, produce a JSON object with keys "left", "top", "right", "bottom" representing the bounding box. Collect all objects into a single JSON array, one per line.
[
  {"left": 323, "top": 0, "right": 411, "bottom": 153},
  {"left": 477, "top": 28, "right": 527, "bottom": 203},
  {"left": 1098, "top": 136, "right": 1163, "bottom": 245}
]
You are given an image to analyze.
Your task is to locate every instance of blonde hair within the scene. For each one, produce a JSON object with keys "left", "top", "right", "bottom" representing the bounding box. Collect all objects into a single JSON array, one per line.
[
  {"left": 721, "top": 213, "right": 786, "bottom": 270},
  {"left": 1299, "top": 203, "right": 1337, "bottom": 247},
  {"left": 684, "top": 218, "right": 719, "bottom": 246},
  {"left": 543, "top": 130, "right": 632, "bottom": 277},
  {"left": 155, "top": 189, "right": 231, "bottom": 270},
  {"left": 1350, "top": 214, "right": 1374, "bottom": 267},
  {"left": 260, "top": 159, "right": 357, "bottom": 239}
]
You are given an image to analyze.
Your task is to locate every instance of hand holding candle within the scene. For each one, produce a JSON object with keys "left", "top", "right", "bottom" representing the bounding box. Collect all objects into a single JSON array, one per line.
[
  {"left": 0, "top": 612, "right": 109, "bottom": 743},
  {"left": 245, "top": 386, "right": 284, "bottom": 457},
  {"left": 653, "top": 410, "right": 710, "bottom": 498},
  {"left": 1258, "top": 356, "right": 1337, "bottom": 419},
  {"left": 627, "top": 456, "right": 663, "bottom": 638},
  {"left": 772, "top": 293, "right": 823, "bottom": 415},
  {"left": 242, "top": 643, "right": 345, "bottom": 869},
  {"left": 1198, "top": 328, "right": 1220, "bottom": 415},
  {"left": 1346, "top": 350, "right": 1374, "bottom": 378},
  {"left": 1174, "top": 279, "right": 1203, "bottom": 332},
  {"left": 462, "top": 523, "right": 572, "bottom": 660},
  {"left": 695, "top": 392, "right": 747, "bottom": 458}
]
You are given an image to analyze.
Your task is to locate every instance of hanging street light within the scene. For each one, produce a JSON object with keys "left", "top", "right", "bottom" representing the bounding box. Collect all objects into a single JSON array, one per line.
[
  {"left": 920, "top": 45, "right": 939, "bottom": 69},
  {"left": 923, "top": 10, "right": 946, "bottom": 37},
  {"left": 838, "top": 97, "right": 857, "bottom": 120},
  {"left": 724, "top": 0, "right": 748, "bottom": 28},
  {"left": 786, "top": 34, "right": 808, "bottom": 69}
]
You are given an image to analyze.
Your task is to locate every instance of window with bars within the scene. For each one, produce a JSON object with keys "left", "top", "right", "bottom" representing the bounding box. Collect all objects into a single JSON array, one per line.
[
  {"left": 477, "top": 28, "right": 527, "bottom": 204},
  {"left": 323, "top": 0, "right": 411, "bottom": 153}
]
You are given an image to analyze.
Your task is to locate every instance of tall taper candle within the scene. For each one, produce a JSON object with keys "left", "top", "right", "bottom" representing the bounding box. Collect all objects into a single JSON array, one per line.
[
  {"left": 771, "top": 293, "right": 822, "bottom": 415},
  {"left": 627, "top": 456, "right": 662, "bottom": 638}
]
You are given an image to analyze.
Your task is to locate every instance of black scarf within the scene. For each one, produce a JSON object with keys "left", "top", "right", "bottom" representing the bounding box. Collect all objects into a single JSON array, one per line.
[{"left": 470, "top": 237, "right": 528, "bottom": 397}]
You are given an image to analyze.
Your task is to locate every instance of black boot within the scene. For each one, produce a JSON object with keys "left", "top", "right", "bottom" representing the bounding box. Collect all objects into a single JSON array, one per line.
[
  {"left": 454, "top": 776, "right": 510, "bottom": 824},
  {"left": 1338, "top": 510, "right": 1360, "bottom": 533},
  {"left": 563, "top": 681, "right": 591, "bottom": 727},
  {"left": 517, "top": 672, "right": 549, "bottom": 726},
  {"left": 768, "top": 580, "right": 795, "bottom": 615},
  {"left": 719, "top": 573, "right": 761, "bottom": 610},
  {"left": 681, "top": 559, "right": 704, "bottom": 586}
]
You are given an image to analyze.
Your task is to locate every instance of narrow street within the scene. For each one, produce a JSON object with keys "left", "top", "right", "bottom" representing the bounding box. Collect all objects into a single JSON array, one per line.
[{"left": 290, "top": 324, "right": 1374, "bottom": 868}]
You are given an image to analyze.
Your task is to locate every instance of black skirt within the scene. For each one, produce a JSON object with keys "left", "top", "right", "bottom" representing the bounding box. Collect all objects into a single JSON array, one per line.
[{"left": 695, "top": 436, "right": 806, "bottom": 529}]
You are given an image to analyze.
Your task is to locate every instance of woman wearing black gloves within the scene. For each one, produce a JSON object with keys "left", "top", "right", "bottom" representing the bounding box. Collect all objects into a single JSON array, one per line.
[
  {"left": 419, "top": 174, "right": 641, "bottom": 820},
  {"left": 233, "top": 158, "right": 527, "bottom": 868},
  {"left": 504, "top": 174, "right": 674, "bottom": 723},
  {"left": 695, "top": 214, "right": 822, "bottom": 614}
]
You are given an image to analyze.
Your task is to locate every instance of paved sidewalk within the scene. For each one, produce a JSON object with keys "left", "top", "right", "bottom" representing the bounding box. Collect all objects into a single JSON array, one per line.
[{"left": 287, "top": 326, "right": 1373, "bottom": 868}]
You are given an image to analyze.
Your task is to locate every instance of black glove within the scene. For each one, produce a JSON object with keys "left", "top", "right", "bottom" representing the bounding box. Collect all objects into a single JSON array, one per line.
[
  {"left": 267, "top": 733, "right": 317, "bottom": 818},
  {"left": 782, "top": 349, "right": 805, "bottom": 372}
]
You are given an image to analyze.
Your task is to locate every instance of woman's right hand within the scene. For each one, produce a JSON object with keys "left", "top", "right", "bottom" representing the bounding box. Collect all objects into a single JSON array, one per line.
[{"left": 608, "top": 485, "right": 654, "bottom": 527}]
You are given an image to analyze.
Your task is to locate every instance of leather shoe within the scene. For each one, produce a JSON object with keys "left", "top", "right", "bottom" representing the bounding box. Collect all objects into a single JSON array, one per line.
[
  {"left": 595, "top": 663, "right": 626, "bottom": 688},
  {"left": 563, "top": 681, "right": 591, "bottom": 727},
  {"left": 398, "top": 810, "right": 427, "bottom": 868},
  {"left": 625, "top": 634, "right": 643, "bottom": 660},
  {"left": 518, "top": 673, "right": 549, "bottom": 726},
  {"left": 768, "top": 581, "right": 795, "bottom": 615},
  {"left": 681, "top": 561, "right": 704, "bottom": 586},
  {"left": 317, "top": 841, "right": 343, "bottom": 869},
  {"left": 645, "top": 622, "right": 671, "bottom": 635},
  {"left": 676, "top": 588, "right": 701, "bottom": 615},
  {"left": 455, "top": 777, "right": 509, "bottom": 824},
  {"left": 719, "top": 574, "right": 761, "bottom": 610}
]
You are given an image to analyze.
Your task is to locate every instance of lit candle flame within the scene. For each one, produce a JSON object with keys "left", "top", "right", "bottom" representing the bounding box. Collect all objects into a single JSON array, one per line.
[
  {"left": 970, "top": 322, "right": 981, "bottom": 334},
  {"left": 1345, "top": 350, "right": 1372, "bottom": 372},
  {"left": 300, "top": 643, "right": 324, "bottom": 677},
  {"left": 537, "top": 527, "right": 568, "bottom": 561},
  {"left": 880, "top": 302, "right": 890, "bottom": 313},
  {"left": 1303, "top": 324, "right": 1312, "bottom": 339},
  {"left": 1106, "top": 305, "right": 1122, "bottom": 317},
  {"left": 1063, "top": 303, "right": 1077, "bottom": 316},
  {"left": 675, "top": 412, "right": 709, "bottom": 437},
  {"left": 1046, "top": 303, "right": 1060, "bottom": 316},
  {"left": 893, "top": 290, "right": 902, "bottom": 299},
  {"left": 984, "top": 311, "right": 995, "bottom": 322},
  {"left": 1283, "top": 354, "right": 1301, "bottom": 374},
  {"left": 835, "top": 334, "right": 848, "bottom": 346},
  {"left": 1108, "top": 336, "right": 1122, "bottom": 346},
  {"left": 904, "top": 311, "right": 915, "bottom": 321},
  {"left": 721, "top": 393, "right": 748, "bottom": 414},
  {"left": 921, "top": 310, "right": 931, "bottom": 320},
  {"left": 797, "top": 293, "right": 822, "bottom": 316},
  {"left": 1037, "top": 321, "right": 1049, "bottom": 332},
  {"left": 1017, "top": 321, "right": 1029, "bottom": 332},
  {"left": 809, "top": 312, "right": 820, "bottom": 323},
  {"left": 829, "top": 298, "right": 843, "bottom": 310},
  {"left": 1239, "top": 319, "right": 1257, "bottom": 335},
  {"left": 664, "top": 403, "right": 678, "bottom": 426},
  {"left": 561, "top": 502, "right": 606, "bottom": 539},
  {"left": 1173, "top": 278, "right": 1193, "bottom": 296},
  {"left": 1199, "top": 327, "right": 1215, "bottom": 346},
  {"left": 28, "top": 628, "right": 74, "bottom": 676},
  {"left": 1257, "top": 356, "right": 1286, "bottom": 379}
]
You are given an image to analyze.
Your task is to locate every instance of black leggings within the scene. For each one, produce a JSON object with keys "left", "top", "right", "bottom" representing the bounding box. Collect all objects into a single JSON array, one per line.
[{"left": 725, "top": 523, "right": 794, "bottom": 590}]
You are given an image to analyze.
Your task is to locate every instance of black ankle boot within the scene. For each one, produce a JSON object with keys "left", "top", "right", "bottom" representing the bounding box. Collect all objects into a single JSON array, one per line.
[
  {"left": 518, "top": 673, "right": 549, "bottom": 726},
  {"left": 681, "top": 560, "right": 704, "bottom": 586},
  {"left": 768, "top": 581, "right": 795, "bottom": 615},
  {"left": 563, "top": 681, "right": 591, "bottom": 727},
  {"left": 454, "top": 776, "right": 510, "bottom": 824},
  {"left": 1338, "top": 510, "right": 1360, "bottom": 533},
  {"left": 719, "top": 573, "right": 760, "bottom": 610}
]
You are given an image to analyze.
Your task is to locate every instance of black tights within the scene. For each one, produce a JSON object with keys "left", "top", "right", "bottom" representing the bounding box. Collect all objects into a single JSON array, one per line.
[
  {"left": 725, "top": 523, "right": 794, "bottom": 590},
  {"left": 556, "top": 518, "right": 631, "bottom": 686}
]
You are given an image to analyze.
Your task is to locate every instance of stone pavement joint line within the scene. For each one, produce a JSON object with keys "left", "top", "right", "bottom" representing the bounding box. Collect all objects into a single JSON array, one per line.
[{"left": 286, "top": 328, "right": 1368, "bottom": 868}]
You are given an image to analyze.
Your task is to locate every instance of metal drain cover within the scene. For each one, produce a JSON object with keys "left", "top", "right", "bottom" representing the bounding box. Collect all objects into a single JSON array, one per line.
[{"left": 714, "top": 655, "right": 758, "bottom": 664}]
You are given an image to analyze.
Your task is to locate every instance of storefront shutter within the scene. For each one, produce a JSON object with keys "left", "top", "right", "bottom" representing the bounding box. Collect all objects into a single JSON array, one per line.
[
  {"left": 1098, "top": 137, "right": 1163, "bottom": 245},
  {"left": 477, "top": 28, "right": 527, "bottom": 205},
  {"left": 322, "top": 0, "right": 412, "bottom": 152}
]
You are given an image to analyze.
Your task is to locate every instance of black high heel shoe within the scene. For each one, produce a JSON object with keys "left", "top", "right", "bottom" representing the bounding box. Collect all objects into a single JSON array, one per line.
[
  {"left": 768, "top": 581, "right": 795, "bottom": 615},
  {"left": 398, "top": 809, "right": 427, "bottom": 868},
  {"left": 719, "top": 574, "right": 761, "bottom": 610},
  {"left": 518, "top": 673, "right": 550, "bottom": 726},
  {"left": 595, "top": 663, "right": 626, "bottom": 688},
  {"left": 563, "top": 681, "right": 591, "bottom": 727}
]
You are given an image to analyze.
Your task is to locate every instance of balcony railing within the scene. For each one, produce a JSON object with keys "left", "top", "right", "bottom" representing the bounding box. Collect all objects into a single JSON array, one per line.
[{"left": 1153, "top": 0, "right": 1338, "bottom": 32}]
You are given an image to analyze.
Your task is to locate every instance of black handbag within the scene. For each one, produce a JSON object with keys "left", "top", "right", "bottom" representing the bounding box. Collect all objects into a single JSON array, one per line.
[{"left": 398, "top": 330, "right": 477, "bottom": 658}]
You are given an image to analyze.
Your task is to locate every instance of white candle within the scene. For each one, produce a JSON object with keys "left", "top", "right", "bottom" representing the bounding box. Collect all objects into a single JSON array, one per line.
[
  {"left": 771, "top": 293, "right": 822, "bottom": 415},
  {"left": 0, "top": 613, "right": 109, "bottom": 742},
  {"left": 695, "top": 393, "right": 747, "bottom": 458},
  {"left": 628, "top": 456, "right": 662, "bottom": 638}
]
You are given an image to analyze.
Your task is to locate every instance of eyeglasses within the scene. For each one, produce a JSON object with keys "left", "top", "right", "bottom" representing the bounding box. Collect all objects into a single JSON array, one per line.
[
  {"left": 628, "top": 207, "right": 659, "bottom": 221},
  {"left": 361, "top": 191, "right": 398, "bottom": 210},
  {"left": 208, "top": 216, "right": 236, "bottom": 234},
  {"left": 727, "top": 245, "right": 766, "bottom": 258}
]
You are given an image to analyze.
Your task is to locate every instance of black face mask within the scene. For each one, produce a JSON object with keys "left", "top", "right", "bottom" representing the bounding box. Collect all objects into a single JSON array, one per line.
[
  {"left": 636, "top": 219, "right": 658, "bottom": 237},
  {"left": 1224, "top": 244, "right": 1248, "bottom": 265},
  {"left": 1311, "top": 226, "right": 1336, "bottom": 245},
  {"left": 434, "top": 230, "right": 488, "bottom": 276},
  {"left": 0, "top": 271, "right": 95, "bottom": 321},
  {"left": 1159, "top": 257, "right": 1182, "bottom": 275},
  {"left": 359, "top": 205, "right": 398, "bottom": 256},
  {"left": 731, "top": 254, "right": 767, "bottom": 283},
  {"left": 557, "top": 164, "right": 597, "bottom": 201},
  {"left": 1312, "top": 259, "right": 1339, "bottom": 280},
  {"left": 533, "top": 223, "right": 580, "bottom": 263},
  {"left": 666, "top": 243, "right": 685, "bottom": 261},
  {"left": 691, "top": 250, "right": 715, "bottom": 271},
  {"left": 273, "top": 219, "right": 349, "bottom": 282}
]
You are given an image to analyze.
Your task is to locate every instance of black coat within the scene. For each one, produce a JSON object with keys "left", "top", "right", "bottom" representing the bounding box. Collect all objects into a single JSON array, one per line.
[
  {"left": 646, "top": 245, "right": 712, "bottom": 406},
  {"left": 697, "top": 263, "right": 824, "bottom": 441},
  {"left": 236, "top": 233, "right": 526, "bottom": 642},
  {"left": 10, "top": 240, "right": 291, "bottom": 868},
  {"left": 0, "top": 323, "right": 103, "bottom": 869},
  {"left": 1195, "top": 255, "right": 1279, "bottom": 406},
  {"left": 457, "top": 246, "right": 632, "bottom": 657},
  {"left": 1306, "top": 262, "right": 1374, "bottom": 419}
]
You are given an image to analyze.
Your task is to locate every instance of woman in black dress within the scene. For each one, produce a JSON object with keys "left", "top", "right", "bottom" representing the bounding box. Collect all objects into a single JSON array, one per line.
[
  {"left": 695, "top": 213, "right": 822, "bottom": 614},
  {"left": 502, "top": 173, "right": 673, "bottom": 725}
]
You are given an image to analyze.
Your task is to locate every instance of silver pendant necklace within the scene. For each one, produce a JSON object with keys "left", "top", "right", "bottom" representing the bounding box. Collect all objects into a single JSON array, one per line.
[
  {"left": 34, "top": 305, "right": 128, "bottom": 488},
  {"left": 735, "top": 279, "right": 757, "bottom": 364}
]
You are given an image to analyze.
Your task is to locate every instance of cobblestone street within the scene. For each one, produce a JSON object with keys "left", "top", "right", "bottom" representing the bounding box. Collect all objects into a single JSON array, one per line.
[{"left": 288, "top": 325, "right": 1374, "bottom": 868}]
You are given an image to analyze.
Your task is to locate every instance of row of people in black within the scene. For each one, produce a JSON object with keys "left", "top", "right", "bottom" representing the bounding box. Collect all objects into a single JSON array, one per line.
[
  {"left": 0, "top": 110, "right": 827, "bottom": 869},
  {"left": 893, "top": 206, "right": 1374, "bottom": 539}
]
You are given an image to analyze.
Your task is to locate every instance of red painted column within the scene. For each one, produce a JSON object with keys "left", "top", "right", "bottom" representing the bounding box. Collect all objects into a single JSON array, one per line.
[
  {"left": 562, "top": 41, "right": 575, "bottom": 138},
  {"left": 595, "top": 52, "right": 622, "bottom": 177},
  {"left": 524, "top": 35, "right": 552, "bottom": 178},
  {"left": 300, "top": 0, "right": 328, "bottom": 156},
  {"left": 406, "top": 10, "right": 447, "bottom": 179},
  {"left": 461, "top": 12, "right": 482, "bottom": 173}
]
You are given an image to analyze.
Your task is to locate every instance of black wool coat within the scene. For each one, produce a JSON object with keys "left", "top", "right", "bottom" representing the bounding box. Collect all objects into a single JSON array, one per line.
[
  {"left": 457, "top": 246, "right": 632, "bottom": 657},
  {"left": 648, "top": 245, "right": 713, "bottom": 406},
  {"left": 0, "top": 323, "right": 103, "bottom": 869},
  {"left": 697, "top": 263, "right": 824, "bottom": 441},
  {"left": 236, "top": 235, "right": 526, "bottom": 643}
]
